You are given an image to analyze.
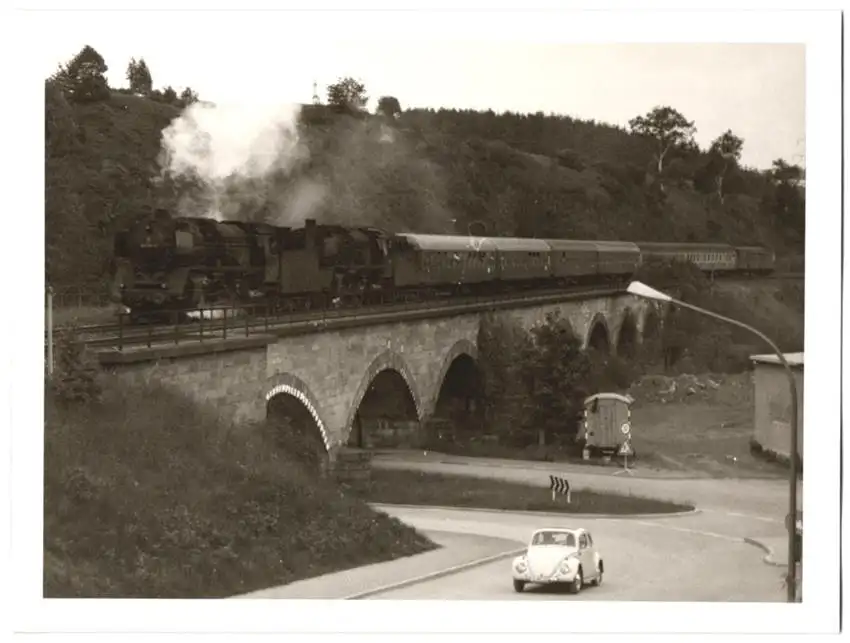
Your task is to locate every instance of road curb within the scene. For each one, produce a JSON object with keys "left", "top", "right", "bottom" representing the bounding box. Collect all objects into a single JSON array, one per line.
[
  {"left": 369, "top": 502, "right": 700, "bottom": 521},
  {"left": 743, "top": 537, "right": 785, "bottom": 567},
  {"left": 343, "top": 546, "right": 526, "bottom": 600},
  {"left": 372, "top": 457, "right": 706, "bottom": 481},
  {"left": 373, "top": 453, "right": 787, "bottom": 482}
]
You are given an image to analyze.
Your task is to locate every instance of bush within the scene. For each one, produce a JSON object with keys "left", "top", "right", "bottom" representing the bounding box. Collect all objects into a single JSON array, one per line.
[
  {"left": 46, "top": 327, "right": 102, "bottom": 405},
  {"left": 555, "top": 148, "right": 585, "bottom": 171}
]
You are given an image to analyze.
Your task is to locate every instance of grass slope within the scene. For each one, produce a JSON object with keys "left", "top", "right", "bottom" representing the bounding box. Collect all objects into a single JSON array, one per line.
[
  {"left": 356, "top": 468, "right": 693, "bottom": 514},
  {"left": 44, "top": 375, "right": 435, "bottom": 598}
]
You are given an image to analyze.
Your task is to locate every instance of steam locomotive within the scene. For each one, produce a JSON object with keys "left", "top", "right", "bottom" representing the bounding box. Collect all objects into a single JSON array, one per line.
[{"left": 110, "top": 208, "right": 775, "bottom": 319}]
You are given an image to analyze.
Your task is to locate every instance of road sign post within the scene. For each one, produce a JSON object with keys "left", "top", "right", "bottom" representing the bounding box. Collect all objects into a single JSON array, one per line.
[
  {"left": 549, "top": 475, "right": 571, "bottom": 504},
  {"left": 613, "top": 439, "right": 634, "bottom": 477},
  {"left": 612, "top": 422, "right": 634, "bottom": 476}
]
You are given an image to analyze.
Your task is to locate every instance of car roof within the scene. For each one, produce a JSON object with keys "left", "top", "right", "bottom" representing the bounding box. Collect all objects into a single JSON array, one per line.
[
  {"left": 532, "top": 527, "right": 585, "bottom": 535},
  {"left": 542, "top": 239, "right": 603, "bottom": 252},
  {"left": 486, "top": 237, "right": 551, "bottom": 252},
  {"left": 635, "top": 241, "right": 736, "bottom": 251},
  {"left": 395, "top": 233, "right": 499, "bottom": 252}
]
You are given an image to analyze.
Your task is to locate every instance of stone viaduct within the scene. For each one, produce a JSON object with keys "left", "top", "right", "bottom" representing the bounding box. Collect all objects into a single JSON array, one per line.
[{"left": 100, "top": 293, "right": 663, "bottom": 460}]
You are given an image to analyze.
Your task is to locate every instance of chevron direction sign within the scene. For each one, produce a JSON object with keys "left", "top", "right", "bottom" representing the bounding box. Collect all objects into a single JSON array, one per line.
[{"left": 549, "top": 475, "right": 571, "bottom": 504}]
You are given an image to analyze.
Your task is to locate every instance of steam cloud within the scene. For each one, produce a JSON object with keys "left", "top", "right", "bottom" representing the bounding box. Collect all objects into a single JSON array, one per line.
[
  {"left": 157, "top": 100, "right": 454, "bottom": 234},
  {"left": 158, "top": 101, "right": 313, "bottom": 223}
]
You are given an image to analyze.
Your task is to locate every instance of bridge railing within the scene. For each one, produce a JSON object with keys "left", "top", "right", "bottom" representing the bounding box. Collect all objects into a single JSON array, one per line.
[
  {"left": 66, "top": 281, "right": 631, "bottom": 353},
  {"left": 114, "top": 302, "right": 279, "bottom": 351},
  {"left": 107, "top": 286, "right": 591, "bottom": 352},
  {"left": 48, "top": 284, "right": 111, "bottom": 309},
  {"left": 111, "top": 292, "right": 497, "bottom": 352}
]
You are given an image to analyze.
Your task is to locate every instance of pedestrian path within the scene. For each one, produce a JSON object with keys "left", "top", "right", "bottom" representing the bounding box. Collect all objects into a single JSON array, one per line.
[{"left": 234, "top": 530, "right": 522, "bottom": 599}]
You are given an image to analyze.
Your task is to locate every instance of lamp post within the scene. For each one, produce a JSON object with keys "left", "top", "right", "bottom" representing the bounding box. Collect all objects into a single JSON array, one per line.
[
  {"left": 46, "top": 285, "right": 54, "bottom": 377},
  {"left": 626, "top": 281, "right": 800, "bottom": 602}
]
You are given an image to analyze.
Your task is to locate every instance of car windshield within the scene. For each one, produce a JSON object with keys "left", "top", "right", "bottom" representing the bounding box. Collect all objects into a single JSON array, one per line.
[{"left": 532, "top": 531, "right": 575, "bottom": 547}]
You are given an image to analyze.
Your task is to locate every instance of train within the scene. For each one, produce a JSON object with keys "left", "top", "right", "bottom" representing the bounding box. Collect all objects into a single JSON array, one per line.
[{"left": 110, "top": 208, "right": 776, "bottom": 320}]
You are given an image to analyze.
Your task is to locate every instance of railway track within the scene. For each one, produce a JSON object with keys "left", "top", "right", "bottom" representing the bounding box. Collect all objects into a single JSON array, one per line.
[
  {"left": 45, "top": 271, "right": 804, "bottom": 352},
  {"left": 52, "top": 285, "right": 626, "bottom": 352}
]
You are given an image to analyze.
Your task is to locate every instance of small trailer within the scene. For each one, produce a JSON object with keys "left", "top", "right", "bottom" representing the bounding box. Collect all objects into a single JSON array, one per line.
[{"left": 578, "top": 393, "right": 634, "bottom": 459}]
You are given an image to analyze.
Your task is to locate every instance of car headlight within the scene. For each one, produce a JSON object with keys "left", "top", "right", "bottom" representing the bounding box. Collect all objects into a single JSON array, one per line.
[{"left": 514, "top": 557, "right": 528, "bottom": 573}]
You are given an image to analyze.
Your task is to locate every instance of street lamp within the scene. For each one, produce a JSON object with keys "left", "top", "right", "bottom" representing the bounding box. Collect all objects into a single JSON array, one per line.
[{"left": 626, "top": 281, "right": 801, "bottom": 602}]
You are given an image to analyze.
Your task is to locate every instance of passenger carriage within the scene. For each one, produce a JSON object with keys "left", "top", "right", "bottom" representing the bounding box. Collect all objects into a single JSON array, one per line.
[
  {"left": 735, "top": 246, "right": 776, "bottom": 275},
  {"left": 542, "top": 239, "right": 600, "bottom": 284},
  {"left": 391, "top": 233, "right": 499, "bottom": 296},
  {"left": 593, "top": 241, "right": 642, "bottom": 281},
  {"left": 635, "top": 241, "right": 737, "bottom": 273},
  {"left": 489, "top": 237, "right": 552, "bottom": 285}
]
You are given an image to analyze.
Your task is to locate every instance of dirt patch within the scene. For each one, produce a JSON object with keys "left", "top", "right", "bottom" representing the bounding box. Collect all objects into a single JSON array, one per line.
[
  {"left": 628, "top": 372, "right": 754, "bottom": 407},
  {"left": 626, "top": 372, "right": 785, "bottom": 479}
]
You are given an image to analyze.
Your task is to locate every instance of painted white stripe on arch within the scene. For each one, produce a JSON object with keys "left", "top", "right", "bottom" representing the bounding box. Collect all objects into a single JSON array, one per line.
[{"left": 266, "top": 384, "right": 331, "bottom": 452}]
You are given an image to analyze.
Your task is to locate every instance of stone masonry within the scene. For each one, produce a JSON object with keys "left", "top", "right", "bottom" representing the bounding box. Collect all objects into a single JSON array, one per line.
[{"left": 104, "top": 293, "right": 662, "bottom": 457}]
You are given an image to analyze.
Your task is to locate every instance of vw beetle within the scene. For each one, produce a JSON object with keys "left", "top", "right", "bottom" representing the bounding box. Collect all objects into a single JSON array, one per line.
[{"left": 511, "top": 527, "right": 604, "bottom": 594}]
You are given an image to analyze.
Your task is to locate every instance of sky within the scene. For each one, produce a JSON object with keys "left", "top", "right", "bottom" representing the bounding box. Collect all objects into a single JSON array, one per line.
[{"left": 33, "top": 13, "right": 805, "bottom": 171}]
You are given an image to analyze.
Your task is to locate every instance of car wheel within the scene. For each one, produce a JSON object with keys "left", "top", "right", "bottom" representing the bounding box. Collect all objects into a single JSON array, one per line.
[
  {"left": 594, "top": 566, "right": 603, "bottom": 586},
  {"left": 513, "top": 579, "right": 525, "bottom": 593},
  {"left": 568, "top": 568, "right": 583, "bottom": 594}
]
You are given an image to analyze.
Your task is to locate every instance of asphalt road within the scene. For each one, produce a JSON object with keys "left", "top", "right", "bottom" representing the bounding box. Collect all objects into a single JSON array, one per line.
[
  {"left": 363, "top": 505, "right": 784, "bottom": 601},
  {"left": 360, "top": 453, "right": 797, "bottom": 601}
]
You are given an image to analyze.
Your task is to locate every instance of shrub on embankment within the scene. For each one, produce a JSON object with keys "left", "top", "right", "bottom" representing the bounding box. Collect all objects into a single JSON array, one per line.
[{"left": 44, "top": 340, "right": 434, "bottom": 598}]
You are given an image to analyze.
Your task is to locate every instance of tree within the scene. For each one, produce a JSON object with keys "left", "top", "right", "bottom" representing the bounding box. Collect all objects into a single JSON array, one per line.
[
  {"left": 376, "top": 95, "right": 402, "bottom": 119},
  {"left": 764, "top": 158, "right": 805, "bottom": 243},
  {"left": 708, "top": 129, "right": 744, "bottom": 205},
  {"left": 180, "top": 87, "right": 199, "bottom": 106},
  {"left": 327, "top": 77, "right": 368, "bottom": 113},
  {"left": 126, "top": 57, "right": 153, "bottom": 96},
  {"left": 161, "top": 86, "right": 177, "bottom": 104},
  {"left": 524, "top": 312, "right": 592, "bottom": 445},
  {"left": 628, "top": 106, "right": 696, "bottom": 174},
  {"left": 476, "top": 314, "right": 536, "bottom": 444},
  {"left": 53, "top": 45, "right": 110, "bottom": 104},
  {"left": 770, "top": 158, "right": 805, "bottom": 187}
]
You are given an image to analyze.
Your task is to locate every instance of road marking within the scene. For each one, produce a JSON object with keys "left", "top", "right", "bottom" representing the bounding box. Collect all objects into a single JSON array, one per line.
[
  {"left": 702, "top": 509, "right": 781, "bottom": 524},
  {"left": 609, "top": 518, "right": 743, "bottom": 543}
]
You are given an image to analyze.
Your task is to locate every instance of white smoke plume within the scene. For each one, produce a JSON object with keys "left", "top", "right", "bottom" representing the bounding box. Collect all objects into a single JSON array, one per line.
[
  {"left": 279, "top": 179, "right": 329, "bottom": 227},
  {"left": 156, "top": 101, "right": 454, "bottom": 234},
  {"left": 158, "top": 101, "right": 308, "bottom": 221}
]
